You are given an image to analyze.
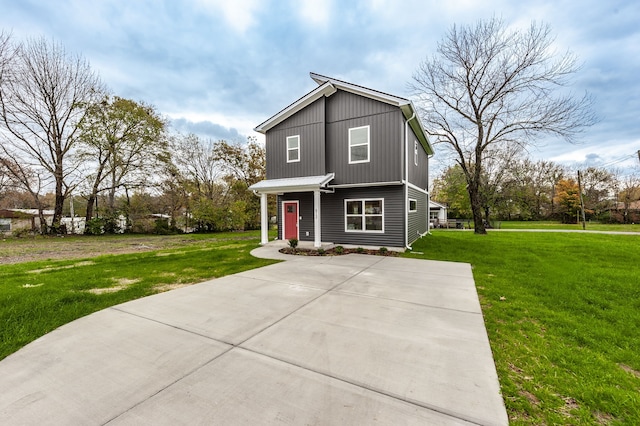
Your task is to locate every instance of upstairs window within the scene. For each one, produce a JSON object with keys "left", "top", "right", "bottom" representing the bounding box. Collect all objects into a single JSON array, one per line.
[
  {"left": 287, "top": 135, "right": 300, "bottom": 163},
  {"left": 414, "top": 141, "right": 419, "bottom": 166},
  {"left": 348, "top": 125, "right": 370, "bottom": 164},
  {"left": 345, "top": 199, "right": 384, "bottom": 232}
]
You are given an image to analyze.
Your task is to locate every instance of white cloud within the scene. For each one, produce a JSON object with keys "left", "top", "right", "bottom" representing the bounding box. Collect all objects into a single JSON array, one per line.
[
  {"left": 194, "top": 0, "right": 262, "bottom": 33},
  {"left": 297, "top": 0, "right": 332, "bottom": 27}
]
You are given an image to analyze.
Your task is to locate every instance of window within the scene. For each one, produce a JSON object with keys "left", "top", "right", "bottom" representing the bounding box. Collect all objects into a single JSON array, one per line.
[
  {"left": 414, "top": 141, "right": 419, "bottom": 166},
  {"left": 287, "top": 135, "right": 300, "bottom": 163},
  {"left": 345, "top": 199, "right": 383, "bottom": 232},
  {"left": 348, "top": 125, "right": 370, "bottom": 164},
  {"left": 0, "top": 219, "right": 10, "bottom": 232},
  {"left": 409, "top": 199, "right": 417, "bottom": 212}
]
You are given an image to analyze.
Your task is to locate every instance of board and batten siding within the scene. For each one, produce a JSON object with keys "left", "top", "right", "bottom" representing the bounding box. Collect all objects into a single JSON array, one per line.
[
  {"left": 321, "top": 186, "right": 405, "bottom": 247},
  {"left": 266, "top": 97, "right": 326, "bottom": 179},
  {"left": 325, "top": 90, "right": 403, "bottom": 185},
  {"left": 407, "top": 124, "right": 429, "bottom": 190},
  {"left": 407, "top": 187, "right": 428, "bottom": 245}
]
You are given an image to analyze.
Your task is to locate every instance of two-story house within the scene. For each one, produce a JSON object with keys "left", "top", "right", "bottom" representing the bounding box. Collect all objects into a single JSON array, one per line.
[{"left": 249, "top": 73, "right": 434, "bottom": 249}]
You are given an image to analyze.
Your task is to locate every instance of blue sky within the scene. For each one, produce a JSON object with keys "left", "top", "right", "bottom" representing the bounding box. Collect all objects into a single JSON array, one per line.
[{"left": 2, "top": 0, "right": 639, "bottom": 174}]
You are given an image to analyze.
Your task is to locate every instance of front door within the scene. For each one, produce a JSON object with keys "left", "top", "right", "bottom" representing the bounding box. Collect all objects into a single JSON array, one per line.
[{"left": 283, "top": 201, "right": 299, "bottom": 240}]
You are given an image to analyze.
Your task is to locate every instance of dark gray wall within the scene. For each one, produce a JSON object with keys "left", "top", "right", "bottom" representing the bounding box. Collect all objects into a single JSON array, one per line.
[
  {"left": 407, "top": 187, "right": 428, "bottom": 245},
  {"left": 407, "top": 124, "right": 430, "bottom": 190},
  {"left": 321, "top": 185, "right": 405, "bottom": 247},
  {"left": 326, "top": 91, "right": 403, "bottom": 185},
  {"left": 266, "top": 98, "right": 325, "bottom": 179}
]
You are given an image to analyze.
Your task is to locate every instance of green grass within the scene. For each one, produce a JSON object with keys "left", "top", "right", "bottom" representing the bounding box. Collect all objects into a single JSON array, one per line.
[
  {"left": 406, "top": 231, "right": 640, "bottom": 425},
  {"left": 495, "top": 221, "right": 640, "bottom": 232},
  {"left": 0, "top": 231, "right": 277, "bottom": 361}
]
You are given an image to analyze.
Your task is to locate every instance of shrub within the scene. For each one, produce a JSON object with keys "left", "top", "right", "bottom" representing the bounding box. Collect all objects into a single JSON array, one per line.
[
  {"left": 317, "top": 248, "right": 325, "bottom": 255},
  {"left": 334, "top": 245, "right": 344, "bottom": 255},
  {"left": 288, "top": 238, "right": 298, "bottom": 249},
  {"left": 379, "top": 247, "right": 388, "bottom": 255},
  {"left": 84, "top": 218, "right": 105, "bottom": 235},
  {"left": 356, "top": 247, "right": 365, "bottom": 253}
]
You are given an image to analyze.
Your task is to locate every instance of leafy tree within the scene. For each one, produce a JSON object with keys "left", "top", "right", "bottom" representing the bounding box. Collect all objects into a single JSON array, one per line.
[
  {"left": 410, "top": 18, "right": 596, "bottom": 233},
  {"left": 0, "top": 36, "right": 104, "bottom": 232},
  {"left": 432, "top": 165, "right": 471, "bottom": 219},
  {"left": 77, "top": 95, "right": 166, "bottom": 224},
  {"left": 554, "top": 179, "right": 581, "bottom": 223}
]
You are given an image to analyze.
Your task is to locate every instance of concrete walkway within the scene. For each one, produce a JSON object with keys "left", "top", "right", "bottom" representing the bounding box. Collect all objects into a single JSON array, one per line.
[{"left": 0, "top": 243, "right": 508, "bottom": 425}]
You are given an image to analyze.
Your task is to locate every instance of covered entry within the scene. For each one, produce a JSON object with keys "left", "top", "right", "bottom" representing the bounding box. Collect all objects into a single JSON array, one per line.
[{"left": 249, "top": 174, "right": 334, "bottom": 248}]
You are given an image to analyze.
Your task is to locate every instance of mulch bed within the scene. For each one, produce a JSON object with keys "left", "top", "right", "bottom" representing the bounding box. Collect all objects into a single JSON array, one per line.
[{"left": 279, "top": 247, "right": 399, "bottom": 257}]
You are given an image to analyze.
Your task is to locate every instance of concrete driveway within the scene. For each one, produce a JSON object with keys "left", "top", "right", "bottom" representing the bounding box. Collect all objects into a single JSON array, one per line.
[{"left": 0, "top": 245, "right": 508, "bottom": 425}]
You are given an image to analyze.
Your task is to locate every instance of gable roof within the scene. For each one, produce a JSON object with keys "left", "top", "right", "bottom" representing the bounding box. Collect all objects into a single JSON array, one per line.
[{"left": 254, "top": 72, "right": 434, "bottom": 155}]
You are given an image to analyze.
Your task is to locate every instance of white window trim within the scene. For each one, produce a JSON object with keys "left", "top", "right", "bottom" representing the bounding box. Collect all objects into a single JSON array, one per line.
[
  {"left": 286, "top": 135, "right": 300, "bottom": 163},
  {"left": 344, "top": 198, "right": 384, "bottom": 233},
  {"left": 348, "top": 125, "right": 370, "bottom": 164},
  {"left": 414, "top": 140, "right": 418, "bottom": 166},
  {"left": 409, "top": 198, "right": 417, "bottom": 213}
]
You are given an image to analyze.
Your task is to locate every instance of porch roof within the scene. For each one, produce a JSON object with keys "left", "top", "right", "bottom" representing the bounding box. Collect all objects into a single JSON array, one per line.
[{"left": 249, "top": 173, "right": 335, "bottom": 194}]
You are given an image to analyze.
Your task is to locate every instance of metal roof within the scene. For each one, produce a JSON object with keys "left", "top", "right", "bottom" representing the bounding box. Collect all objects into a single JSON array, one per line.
[
  {"left": 249, "top": 173, "right": 335, "bottom": 194},
  {"left": 254, "top": 73, "right": 434, "bottom": 155}
]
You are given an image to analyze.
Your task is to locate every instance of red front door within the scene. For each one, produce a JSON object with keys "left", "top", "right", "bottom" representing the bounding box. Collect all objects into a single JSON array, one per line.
[{"left": 283, "top": 202, "right": 298, "bottom": 240}]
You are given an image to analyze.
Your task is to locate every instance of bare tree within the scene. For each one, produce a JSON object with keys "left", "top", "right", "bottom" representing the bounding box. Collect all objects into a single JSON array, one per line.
[
  {"left": 410, "top": 18, "right": 596, "bottom": 233},
  {"left": 0, "top": 37, "right": 103, "bottom": 232}
]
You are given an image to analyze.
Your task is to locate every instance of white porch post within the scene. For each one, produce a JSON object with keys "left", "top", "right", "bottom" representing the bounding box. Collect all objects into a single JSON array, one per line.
[
  {"left": 260, "top": 192, "right": 268, "bottom": 245},
  {"left": 313, "top": 189, "right": 321, "bottom": 248}
]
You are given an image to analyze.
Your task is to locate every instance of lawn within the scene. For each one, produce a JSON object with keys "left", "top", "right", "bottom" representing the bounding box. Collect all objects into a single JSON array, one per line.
[
  {"left": 0, "top": 231, "right": 277, "bottom": 361},
  {"left": 490, "top": 220, "right": 640, "bottom": 233},
  {"left": 406, "top": 231, "right": 640, "bottom": 425}
]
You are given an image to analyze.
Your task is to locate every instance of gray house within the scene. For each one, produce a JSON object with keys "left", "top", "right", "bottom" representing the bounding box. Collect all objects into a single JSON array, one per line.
[{"left": 249, "top": 73, "right": 434, "bottom": 249}]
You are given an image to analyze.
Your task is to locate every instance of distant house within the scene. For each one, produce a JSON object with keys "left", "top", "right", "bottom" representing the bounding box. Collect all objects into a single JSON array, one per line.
[
  {"left": 0, "top": 209, "right": 53, "bottom": 234},
  {"left": 249, "top": 73, "right": 434, "bottom": 249},
  {"left": 429, "top": 200, "right": 448, "bottom": 227}
]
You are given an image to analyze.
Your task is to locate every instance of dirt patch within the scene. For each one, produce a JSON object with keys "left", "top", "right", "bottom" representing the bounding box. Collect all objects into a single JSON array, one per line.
[
  {"left": 519, "top": 390, "right": 540, "bottom": 406},
  {"left": 153, "top": 283, "right": 193, "bottom": 292},
  {"left": 619, "top": 363, "right": 640, "bottom": 378},
  {"left": 0, "top": 235, "right": 225, "bottom": 265},
  {"left": 28, "top": 260, "right": 97, "bottom": 274},
  {"left": 593, "top": 411, "right": 615, "bottom": 425}
]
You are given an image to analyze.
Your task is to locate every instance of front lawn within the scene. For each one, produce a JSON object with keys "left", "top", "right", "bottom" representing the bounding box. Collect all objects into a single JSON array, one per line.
[
  {"left": 0, "top": 231, "right": 277, "bottom": 361},
  {"left": 406, "top": 231, "right": 640, "bottom": 425}
]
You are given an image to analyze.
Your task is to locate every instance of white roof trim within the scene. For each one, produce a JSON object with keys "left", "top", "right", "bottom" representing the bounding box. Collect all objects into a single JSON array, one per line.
[
  {"left": 249, "top": 173, "right": 335, "bottom": 194},
  {"left": 254, "top": 82, "right": 337, "bottom": 133},
  {"left": 310, "top": 72, "right": 410, "bottom": 107}
]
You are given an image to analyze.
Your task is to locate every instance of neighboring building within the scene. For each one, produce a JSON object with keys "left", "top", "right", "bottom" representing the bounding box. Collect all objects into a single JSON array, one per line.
[
  {"left": 249, "top": 73, "right": 434, "bottom": 248},
  {"left": 429, "top": 200, "right": 448, "bottom": 227},
  {"left": 0, "top": 209, "right": 53, "bottom": 234}
]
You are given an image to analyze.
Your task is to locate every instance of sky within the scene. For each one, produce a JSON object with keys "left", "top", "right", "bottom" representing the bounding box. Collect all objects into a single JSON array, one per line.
[{"left": 1, "top": 0, "right": 639, "bottom": 175}]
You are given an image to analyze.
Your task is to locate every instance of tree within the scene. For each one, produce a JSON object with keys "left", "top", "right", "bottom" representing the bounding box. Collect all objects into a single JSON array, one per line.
[
  {"left": 410, "top": 18, "right": 596, "bottom": 233},
  {"left": 431, "top": 165, "right": 471, "bottom": 219},
  {"left": 554, "top": 179, "right": 581, "bottom": 223},
  {"left": 0, "top": 36, "right": 103, "bottom": 232},
  {"left": 77, "top": 95, "right": 166, "bottom": 222}
]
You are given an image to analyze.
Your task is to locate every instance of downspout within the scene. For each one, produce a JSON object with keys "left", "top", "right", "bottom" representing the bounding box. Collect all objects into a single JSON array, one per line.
[
  {"left": 426, "top": 153, "right": 434, "bottom": 235},
  {"left": 404, "top": 111, "right": 416, "bottom": 250}
]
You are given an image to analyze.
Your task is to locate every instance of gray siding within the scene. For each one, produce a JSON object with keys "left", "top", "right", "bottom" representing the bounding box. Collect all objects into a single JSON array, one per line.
[
  {"left": 407, "top": 123, "right": 429, "bottom": 190},
  {"left": 321, "top": 186, "right": 405, "bottom": 247},
  {"left": 266, "top": 98, "right": 325, "bottom": 179},
  {"left": 407, "top": 186, "right": 428, "bottom": 245},
  {"left": 325, "top": 91, "right": 403, "bottom": 185}
]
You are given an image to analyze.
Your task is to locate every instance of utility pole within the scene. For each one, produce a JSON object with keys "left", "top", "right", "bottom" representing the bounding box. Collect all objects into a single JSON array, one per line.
[{"left": 577, "top": 170, "right": 587, "bottom": 230}]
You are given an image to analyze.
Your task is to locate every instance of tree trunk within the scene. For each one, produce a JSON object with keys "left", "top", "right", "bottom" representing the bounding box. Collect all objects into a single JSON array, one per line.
[
  {"left": 468, "top": 178, "right": 486, "bottom": 234},
  {"left": 85, "top": 194, "right": 96, "bottom": 222}
]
